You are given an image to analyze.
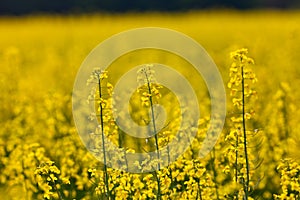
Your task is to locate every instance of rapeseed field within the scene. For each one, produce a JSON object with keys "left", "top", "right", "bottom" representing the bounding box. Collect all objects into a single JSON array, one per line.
[{"left": 0, "top": 11, "right": 300, "bottom": 199}]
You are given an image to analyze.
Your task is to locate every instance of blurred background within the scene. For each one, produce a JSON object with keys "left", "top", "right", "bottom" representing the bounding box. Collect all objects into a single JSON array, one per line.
[
  {"left": 1, "top": 0, "right": 300, "bottom": 199},
  {"left": 1, "top": 0, "right": 300, "bottom": 15}
]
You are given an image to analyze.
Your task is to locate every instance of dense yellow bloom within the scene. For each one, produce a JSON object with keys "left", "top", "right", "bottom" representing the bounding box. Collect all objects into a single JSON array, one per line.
[
  {"left": 1, "top": 13, "right": 300, "bottom": 199},
  {"left": 274, "top": 159, "right": 300, "bottom": 199}
]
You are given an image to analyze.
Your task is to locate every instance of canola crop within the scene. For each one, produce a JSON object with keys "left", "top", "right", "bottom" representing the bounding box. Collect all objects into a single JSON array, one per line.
[{"left": 0, "top": 11, "right": 300, "bottom": 199}]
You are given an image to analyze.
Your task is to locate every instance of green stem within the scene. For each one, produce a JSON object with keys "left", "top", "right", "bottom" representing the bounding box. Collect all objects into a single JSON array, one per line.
[
  {"left": 194, "top": 160, "right": 203, "bottom": 200},
  {"left": 241, "top": 65, "right": 250, "bottom": 200},
  {"left": 144, "top": 70, "right": 161, "bottom": 199},
  {"left": 197, "top": 179, "right": 203, "bottom": 200},
  {"left": 235, "top": 130, "right": 239, "bottom": 199},
  {"left": 53, "top": 181, "right": 63, "bottom": 200},
  {"left": 97, "top": 73, "right": 110, "bottom": 199},
  {"left": 144, "top": 71, "right": 160, "bottom": 170},
  {"left": 210, "top": 149, "right": 220, "bottom": 200},
  {"left": 118, "top": 131, "right": 129, "bottom": 171},
  {"left": 153, "top": 171, "right": 162, "bottom": 200}
]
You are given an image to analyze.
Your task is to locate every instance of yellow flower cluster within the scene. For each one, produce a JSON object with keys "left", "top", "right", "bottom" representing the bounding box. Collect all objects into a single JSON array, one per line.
[
  {"left": 35, "top": 161, "right": 70, "bottom": 199},
  {"left": 274, "top": 158, "right": 300, "bottom": 199},
  {"left": 223, "top": 48, "right": 259, "bottom": 199},
  {"left": 87, "top": 158, "right": 215, "bottom": 199},
  {"left": 137, "top": 65, "right": 163, "bottom": 107},
  {"left": 1, "top": 43, "right": 300, "bottom": 199}
]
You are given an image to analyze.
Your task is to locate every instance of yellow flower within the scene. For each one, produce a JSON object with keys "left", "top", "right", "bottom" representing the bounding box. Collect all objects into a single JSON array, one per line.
[{"left": 62, "top": 177, "right": 70, "bottom": 184}]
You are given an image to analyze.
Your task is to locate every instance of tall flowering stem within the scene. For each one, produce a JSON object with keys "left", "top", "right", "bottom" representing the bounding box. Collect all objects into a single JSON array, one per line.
[
  {"left": 97, "top": 71, "right": 110, "bottom": 199},
  {"left": 241, "top": 56, "right": 250, "bottom": 199},
  {"left": 87, "top": 69, "right": 112, "bottom": 199},
  {"left": 137, "top": 65, "right": 163, "bottom": 199},
  {"left": 227, "top": 48, "right": 257, "bottom": 199}
]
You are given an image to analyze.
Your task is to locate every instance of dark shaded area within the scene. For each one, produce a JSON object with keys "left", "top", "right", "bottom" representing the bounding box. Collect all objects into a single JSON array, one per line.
[{"left": 0, "top": 0, "right": 300, "bottom": 15}]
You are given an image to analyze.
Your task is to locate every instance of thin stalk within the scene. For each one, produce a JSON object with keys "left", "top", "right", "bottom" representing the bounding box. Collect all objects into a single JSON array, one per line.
[
  {"left": 241, "top": 65, "right": 250, "bottom": 200},
  {"left": 210, "top": 148, "right": 220, "bottom": 200},
  {"left": 53, "top": 181, "right": 63, "bottom": 200},
  {"left": 97, "top": 74, "right": 110, "bottom": 199},
  {"left": 144, "top": 72, "right": 160, "bottom": 169},
  {"left": 197, "top": 181, "right": 203, "bottom": 200},
  {"left": 235, "top": 130, "right": 239, "bottom": 200},
  {"left": 144, "top": 71, "right": 161, "bottom": 199},
  {"left": 153, "top": 171, "right": 162, "bottom": 200},
  {"left": 118, "top": 131, "right": 129, "bottom": 171},
  {"left": 194, "top": 160, "right": 203, "bottom": 200}
]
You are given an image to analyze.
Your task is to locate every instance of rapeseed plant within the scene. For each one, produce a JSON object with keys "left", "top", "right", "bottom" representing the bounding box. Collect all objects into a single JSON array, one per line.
[
  {"left": 274, "top": 158, "right": 300, "bottom": 199},
  {"left": 87, "top": 69, "right": 116, "bottom": 199},
  {"left": 224, "top": 48, "right": 259, "bottom": 200}
]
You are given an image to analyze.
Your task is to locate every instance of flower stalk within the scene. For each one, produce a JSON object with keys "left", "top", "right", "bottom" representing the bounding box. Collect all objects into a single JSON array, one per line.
[
  {"left": 227, "top": 48, "right": 258, "bottom": 199},
  {"left": 96, "top": 71, "right": 110, "bottom": 199},
  {"left": 241, "top": 63, "right": 250, "bottom": 199},
  {"left": 139, "top": 65, "right": 162, "bottom": 200}
]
